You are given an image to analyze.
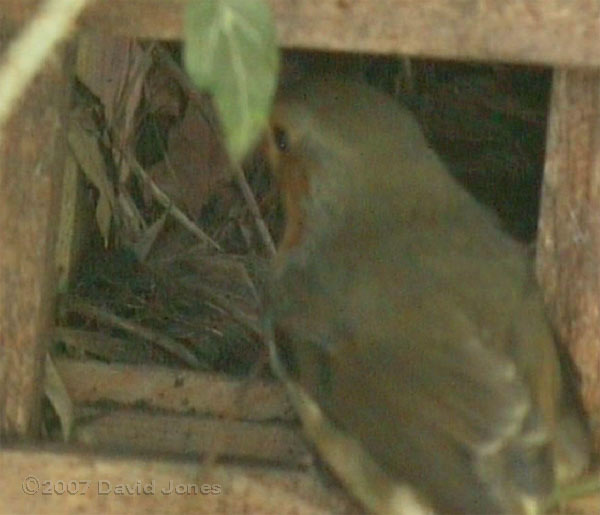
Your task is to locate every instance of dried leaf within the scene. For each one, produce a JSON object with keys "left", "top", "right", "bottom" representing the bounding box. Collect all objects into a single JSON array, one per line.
[
  {"left": 68, "top": 120, "right": 115, "bottom": 246},
  {"left": 44, "top": 353, "right": 74, "bottom": 442}
]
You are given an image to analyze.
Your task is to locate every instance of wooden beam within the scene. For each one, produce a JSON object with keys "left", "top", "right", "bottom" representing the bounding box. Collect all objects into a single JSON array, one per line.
[
  {"left": 269, "top": 0, "right": 600, "bottom": 66},
  {"left": 72, "top": 409, "right": 307, "bottom": 463},
  {"left": 537, "top": 68, "right": 600, "bottom": 449},
  {"left": 2, "top": 0, "right": 600, "bottom": 66},
  {"left": 0, "top": 31, "right": 72, "bottom": 439},
  {"left": 53, "top": 359, "right": 305, "bottom": 464},
  {"left": 53, "top": 358, "right": 294, "bottom": 421}
]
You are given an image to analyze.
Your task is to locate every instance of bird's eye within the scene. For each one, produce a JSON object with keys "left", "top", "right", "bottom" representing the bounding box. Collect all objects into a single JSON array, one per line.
[{"left": 273, "top": 125, "right": 290, "bottom": 153}]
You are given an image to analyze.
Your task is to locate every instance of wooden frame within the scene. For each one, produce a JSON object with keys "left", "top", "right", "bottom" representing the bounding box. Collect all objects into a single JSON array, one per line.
[
  {"left": 1, "top": 1, "right": 599, "bottom": 513},
  {"left": 2, "top": 1, "right": 599, "bottom": 66}
]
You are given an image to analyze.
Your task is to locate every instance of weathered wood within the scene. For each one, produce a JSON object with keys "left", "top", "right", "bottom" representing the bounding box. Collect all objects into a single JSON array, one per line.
[
  {"left": 72, "top": 408, "right": 308, "bottom": 464},
  {"left": 41, "top": 358, "right": 304, "bottom": 464},
  {"left": 0, "top": 35, "right": 72, "bottom": 438},
  {"left": 53, "top": 358, "right": 294, "bottom": 421},
  {"left": 269, "top": 0, "right": 600, "bottom": 66},
  {"left": 3, "top": 0, "right": 185, "bottom": 41},
  {"left": 536, "top": 68, "right": 600, "bottom": 448},
  {"left": 0, "top": 446, "right": 358, "bottom": 513},
  {"left": 2, "top": 0, "right": 600, "bottom": 66}
]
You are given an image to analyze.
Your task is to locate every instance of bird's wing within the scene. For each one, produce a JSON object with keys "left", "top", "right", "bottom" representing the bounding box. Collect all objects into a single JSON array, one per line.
[{"left": 269, "top": 222, "right": 555, "bottom": 513}]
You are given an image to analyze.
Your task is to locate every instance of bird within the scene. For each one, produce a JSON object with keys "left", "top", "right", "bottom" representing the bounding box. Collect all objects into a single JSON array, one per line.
[{"left": 261, "top": 76, "right": 590, "bottom": 514}]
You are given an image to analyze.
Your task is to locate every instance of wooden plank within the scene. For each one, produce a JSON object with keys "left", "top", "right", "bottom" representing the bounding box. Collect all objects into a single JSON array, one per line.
[
  {"left": 72, "top": 408, "right": 308, "bottom": 463},
  {"left": 269, "top": 0, "right": 600, "bottom": 66},
  {"left": 536, "top": 68, "right": 600, "bottom": 449},
  {"left": 2, "top": 0, "right": 185, "bottom": 40},
  {"left": 0, "top": 31, "right": 72, "bottom": 438},
  {"left": 51, "top": 359, "right": 302, "bottom": 462},
  {"left": 3, "top": 0, "right": 600, "bottom": 66},
  {"left": 0, "top": 446, "right": 358, "bottom": 513},
  {"left": 53, "top": 357, "right": 294, "bottom": 421}
]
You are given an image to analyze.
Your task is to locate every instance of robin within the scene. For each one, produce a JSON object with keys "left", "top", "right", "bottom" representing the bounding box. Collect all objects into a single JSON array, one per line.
[{"left": 262, "top": 76, "right": 590, "bottom": 514}]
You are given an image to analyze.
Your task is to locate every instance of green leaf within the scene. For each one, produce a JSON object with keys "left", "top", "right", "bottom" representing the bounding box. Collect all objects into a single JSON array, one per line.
[{"left": 184, "top": 0, "right": 279, "bottom": 163}]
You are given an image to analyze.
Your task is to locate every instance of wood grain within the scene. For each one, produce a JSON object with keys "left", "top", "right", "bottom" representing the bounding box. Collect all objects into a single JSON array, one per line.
[
  {"left": 2, "top": 0, "right": 600, "bottom": 66},
  {"left": 537, "top": 68, "right": 600, "bottom": 449},
  {"left": 0, "top": 34, "right": 72, "bottom": 439}
]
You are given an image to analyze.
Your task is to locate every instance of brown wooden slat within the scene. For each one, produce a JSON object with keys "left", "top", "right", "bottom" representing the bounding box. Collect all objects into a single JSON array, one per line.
[
  {"left": 269, "top": 0, "right": 600, "bottom": 66},
  {"left": 50, "top": 359, "right": 304, "bottom": 464},
  {"left": 0, "top": 34, "right": 72, "bottom": 439},
  {"left": 536, "top": 68, "right": 600, "bottom": 449},
  {"left": 54, "top": 357, "right": 294, "bottom": 421},
  {"left": 2, "top": 0, "right": 600, "bottom": 66},
  {"left": 72, "top": 408, "right": 307, "bottom": 463}
]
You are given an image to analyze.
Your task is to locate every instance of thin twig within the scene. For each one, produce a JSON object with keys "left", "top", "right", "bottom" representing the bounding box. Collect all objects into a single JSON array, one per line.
[
  {"left": 230, "top": 162, "right": 277, "bottom": 258},
  {"left": 183, "top": 279, "right": 261, "bottom": 337},
  {"left": 125, "top": 150, "right": 223, "bottom": 252},
  {"left": 154, "top": 46, "right": 277, "bottom": 257},
  {"left": 60, "top": 296, "right": 205, "bottom": 370},
  {"left": 0, "top": 0, "right": 93, "bottom": 137}
]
